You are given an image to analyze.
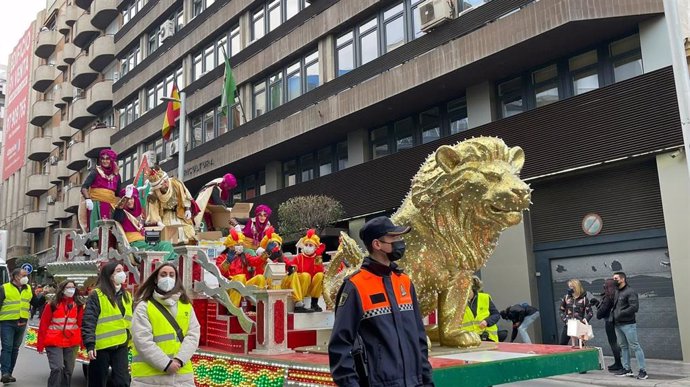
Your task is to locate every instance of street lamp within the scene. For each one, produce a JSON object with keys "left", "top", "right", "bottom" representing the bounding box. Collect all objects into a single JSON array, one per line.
[{"left": 160, "top": 91, "right": 186, "bottom": 181}]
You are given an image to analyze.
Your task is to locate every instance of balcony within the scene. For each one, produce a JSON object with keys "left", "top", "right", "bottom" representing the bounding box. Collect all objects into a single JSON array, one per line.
[
  {"left": 32, "top": 65, "right": 58, "bottom": 92},
  {"left": 89, "top": 35, "right": 114, "bottom": 71},
  {"left": 23, "top": 211, "right": 47, "bottom": 233},
  {"left": 61, "top": 84, "right": 75, "bottom": 103},
  {"left": 84, "top": 126, "right": 116, "bottom": 157},
  {"left": 73, "top": 13, "right": 99, "bottom": 49},
  {"left": 49, "top": 163, "right": 61, "bottom": 184},
  {"left": 28, "top": 137, "right": 53, "bottom": 161},
  {"left": 65, "top": 4, "right": 81, "bottom": 26},
  {"left": 35, "top": 29, "right": 61, "bottom": 58},
  {"left": 57, "top": 13, "right": 69, "bottom": 35},
  {"left": 30, "top": 100, "right": 58, "bottom": 126},
  {"left": 75, "top": 0, "right": 93, "bottom": 11},
  {"left": 56, "top": 51, "right": 68, "bottom": 71},
  {"left": 71, "top": 54, "right": 98, "bottom": 89},
  {"left": 90, "top": 0, "right": 117, "bottom": 30},
  {"left": 56, "top": 160, "right": 72, "bottom": 180},
  {"left": 26, "top": 174, "right": 50, "bottom": 196},
  {"left": 66, "top": 142, "right": 88, "bottom": 170},
  {"left": 47, "top": 204, "right": 59, "bottom": 224},
  {"left": 52, "top": 127, "right": 64, "bottom": 145},
  {"left": 55, "top": 201, "right": 72, "bottom": 220},
  {"left": 63, "top": 42, "right": 78, "bottom": 64},
  {"left": 57, "top": 121, "right": 77, "bottom": 141},
  {"left": 54, "top": 86, "right": 67, "bottom": 109},
  {"left": 65, "top": 187, "right": 81, "bottom": 213},
  {"left": 87, "top": 80, "right": 113, "bottom": 114},
  {"left": 69, "top": 98, "right": 95, "bottom": 129}
]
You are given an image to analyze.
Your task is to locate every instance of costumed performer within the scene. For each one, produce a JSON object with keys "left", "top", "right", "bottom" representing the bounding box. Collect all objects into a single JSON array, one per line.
[
  {"left": 112, "top": 186, "right": 178, "bottom": 261},
  {"left": 283, "top": 229, "right": 325, "bottom": 312},
  {"left": 145, "top": 167, "right": 196, "bottom": 243},
  {"left": 240, "top": 204, "right": 272, "bottom": 247},
  {"left": 214, "top": 229, "right": 267, "bottom": 307},
  {"left": 193, "top": 173, "right": 238, "bottom": 230},
  {"left": 79, "top": 149, "right": 121, "bottom": 233}
]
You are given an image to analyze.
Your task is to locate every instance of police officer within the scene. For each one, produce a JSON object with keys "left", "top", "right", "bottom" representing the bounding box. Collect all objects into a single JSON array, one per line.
[
  {"left": 81, "top": 261, "right": 133, "bottom": 387},
  {"left": 329, "top": 216, "right": 434, "bottom": 387},
  {"left": 0, "top": 268, "right": 33, "bottom": 383}
]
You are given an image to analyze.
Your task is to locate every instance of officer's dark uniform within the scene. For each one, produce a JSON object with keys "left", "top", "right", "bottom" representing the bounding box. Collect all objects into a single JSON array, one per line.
[{"left": 328, "top": 256, "right": 434, "bottom": 387}]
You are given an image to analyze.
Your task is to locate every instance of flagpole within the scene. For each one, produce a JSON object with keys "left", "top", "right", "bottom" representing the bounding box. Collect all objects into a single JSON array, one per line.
[
  {"left": 178, "top": 91, "right": 186, "bottom": 181},
  {"left": 221, "top": 46, "right": 247, "bottom": 124}
]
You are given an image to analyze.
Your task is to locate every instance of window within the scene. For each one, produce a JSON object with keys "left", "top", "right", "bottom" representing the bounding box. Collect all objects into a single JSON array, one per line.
[
  {"left": 283, "top": 159, "right": 297, "bottom": 187},
  {"left": 148, "top": 26, "right": 160, "bottom": 54},
  {"left": 230, "top": 26, "right": 241, "bottom": 56},
  {"left": 419, "top": 107, "right": 440, "bottom": 144},
  {"left": 532, "top": 64, "right": 560, "bottom": 107},
  {"left": 318, "top": 146, "right": 333, "bottom": 177},
  {"left": 189, "top": 106, "right": 226, "bottom": 149},
  {"left": 251, "top": 0, "right": 308, "bottom": 42},
  {"left": 204, "top": 110, "right": 215, "bottom": 143},
  {"left": 394, "top": 117, "right": 414, "bottom": 151},
  {"left": 569, "top": 50, "right": 599, "bottom": 96},
  {"left": 268, "top": 72, "right": 283, "bottom": 110},
  {"left": 282, "top": 142, "right": 347, "bottom": 186},
  {"left": 337, "top": 141, "right": 348, "bottom": 170},
  {"left": 610, "top": 35, "right": 643, "bottom": 82},
  {"left": 268, "top": 0, "right": 281, "bottom": 32},
  {"left": 299, "top": 154, "right": 315, "bottom": 182},
  {"left": 305, "top": 51, "right": 319, "bottom": 92},
  {"left": 286, "top": 62, "right": 301, "bottom": 101},
  {"left": 384, "top": 3, "right": 405, "bottom": 53},
  {"left": 252, "top": 8, "right": 265, "bottom": 41},
  {"left": 458, "top": 0, "right": 488, "bottom": 12},
  {"left": 370, "top": 126, "right": 390, "bottom": 159},
  {"left": 119, "top": 98, "right": 140, "bottom": 129},
  {"left": 498, "top": 77, "right": 524, "bottom": 118},
  {"left": 336, "top": 32, "right": 355, "bottom": 76},
  {"left": 122, "top": 0, "right": 145, "bottom": 25},
  {"left": 448, "top": 97, "right": 468, "bottom": 134},
  {"left": 359, "top": 18, "right": 379, "bottom": 65},
  {"left": 144, "top": 67, "right": 182, "bottom": 111},
  {"left": 253, "top": 82, "right": 266, "bottom": 118},
  {"left": 121, "top": 45, "right": 141, "bottom": 76}
]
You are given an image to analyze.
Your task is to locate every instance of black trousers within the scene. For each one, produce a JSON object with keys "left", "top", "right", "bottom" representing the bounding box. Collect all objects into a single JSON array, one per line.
[
  {"left": 559, "top": 324, "right": 571, "bottom": 345},
  {"left": 87, "top": 345, "right": 129, "bottom": 387},
  {"left": 605, "top": 320, "right": 622, "bottom": 363}
]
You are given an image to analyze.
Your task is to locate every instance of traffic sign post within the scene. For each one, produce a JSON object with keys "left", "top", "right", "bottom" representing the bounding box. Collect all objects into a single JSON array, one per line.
[{"left": 21, "top": 263, "right": 33, "bottom": 274}]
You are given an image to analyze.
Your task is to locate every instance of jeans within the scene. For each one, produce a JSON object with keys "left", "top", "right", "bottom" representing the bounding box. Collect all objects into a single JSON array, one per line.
[
  {"left": 87, "top": 345, "right": 129, "bottom": 387},
  {"left": 615, "top": 323, "right": 646, "bottom": 371},
  {"left": 516, "top": 312, "right": 539, "bottom": 344},
  {"left": 0, "top": 320, "right": 27, "bottom": 376},
  {"left": 46, "top": 346, "right": 77, "bottom": 387}
]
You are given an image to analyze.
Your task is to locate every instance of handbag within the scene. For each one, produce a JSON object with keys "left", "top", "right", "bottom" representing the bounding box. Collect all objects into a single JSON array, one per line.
[
  {"left": 150, "top": 299, "right": 185, "bottom": 343},
  {"left": 567, "top": 318, "right": 594, "bottom": 341}
]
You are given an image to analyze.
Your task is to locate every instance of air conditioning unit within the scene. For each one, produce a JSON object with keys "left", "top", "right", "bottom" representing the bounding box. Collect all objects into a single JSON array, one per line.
[
  {"left": 159, "top": 20, "right": 175, "bottom": 43},
  {"left": 113, "top": 71, "right": 120, "bottom": 82},
  {"left": 47, "top": 196, "right": 56, "bottom": 205},
  {"left": 68, "top": 140, "right": 75, "bottom": 147},
  {"left": 49, "top": 155, "right": 58, "bottom": 165},
  {"left": 419, "top": 0, "right": 455, "bottom": 32},
  {"left": 167, "top": 141, "right": 178, "bottom": 156}
]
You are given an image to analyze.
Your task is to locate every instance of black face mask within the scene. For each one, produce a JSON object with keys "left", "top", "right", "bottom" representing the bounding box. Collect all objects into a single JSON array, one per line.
[
  {"left": 613, "top": 280, "right": 621, "bottom": 287},
  {"left": 567, "top": 288, "right": 574, "bottom": 296},
  {"left": 386, "top": 241, "right": 406, "bottom": 262}
]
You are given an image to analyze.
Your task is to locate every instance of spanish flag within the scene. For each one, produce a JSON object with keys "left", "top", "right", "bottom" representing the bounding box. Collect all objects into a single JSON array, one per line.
[{"left": 162, "top": 82, "right": 180, "bottom": 141}]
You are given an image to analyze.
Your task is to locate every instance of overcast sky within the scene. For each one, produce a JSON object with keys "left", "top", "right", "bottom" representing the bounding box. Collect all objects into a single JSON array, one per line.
[{"left": 0, "top": 0, "right": 50, "bottom": 67}]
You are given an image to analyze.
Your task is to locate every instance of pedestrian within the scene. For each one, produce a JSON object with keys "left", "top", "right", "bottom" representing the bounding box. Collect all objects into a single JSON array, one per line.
[
  {"left": 612, "top": 272, "right": 648, "bottom": 380},
  {"left": 131, "top": 262, "right": 200, "bottom": 387},
  {"left": 500, "top": 303, "right": 540, "bottom": 344},
  {"left": 558, "top": 279, "right": 593, "bottom": 346},
  {"left": 464, "top": 276, "right": 500, "bottom": 342},
  {"left": 81, "top": 261, "right": 132, "bottom": 387},
  {"left": 329, "top": 216, "right": 434, "bottom": 387},
  {"left": 593, "top": 279, "right": 623, "bottom": 371},
  {"left": 36, "top": 280, "right": 84, "bottom": 387},
  {"left": 0, "top": 268, "right": 33, "bottom": 383}
]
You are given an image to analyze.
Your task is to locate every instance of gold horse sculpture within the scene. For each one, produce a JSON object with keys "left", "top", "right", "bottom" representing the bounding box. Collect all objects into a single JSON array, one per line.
[{"left": 324, "top": 137, "right": 531, "bottom": 347}]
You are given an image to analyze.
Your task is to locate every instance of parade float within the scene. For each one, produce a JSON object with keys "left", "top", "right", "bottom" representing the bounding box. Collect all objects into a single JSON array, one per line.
[{"left": 25, "top": 138, "right": 602, "bottom": 386}]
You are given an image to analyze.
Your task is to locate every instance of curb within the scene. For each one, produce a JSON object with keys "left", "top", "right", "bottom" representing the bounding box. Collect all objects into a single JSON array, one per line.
[{"left": 549, "top": 374, "right": 690, "bottom": 387}]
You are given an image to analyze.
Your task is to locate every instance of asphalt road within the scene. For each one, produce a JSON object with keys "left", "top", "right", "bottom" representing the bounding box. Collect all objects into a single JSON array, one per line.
[{"left": 10, "top": 345, "right": 87, "bottom": 387}]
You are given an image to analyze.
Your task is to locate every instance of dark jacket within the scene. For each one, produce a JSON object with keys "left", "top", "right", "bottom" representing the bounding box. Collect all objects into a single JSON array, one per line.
[
  {"left": 612, "top": 284, "right": 638, "bottom": 325},
  {"left": 559, "top": 293, "right": 593, "bottom": 324},
  {"left": 81, "top": 288, "right": 129, "bottom": 351},
  {"left": 595, "top": 295, "right": 615, "bottom": 322},
  {"left": 329, "top": 257, "right": 434, "bottom": 387},
  {"left": 503, "top": 304, "right": 538, "bottom": 324}
]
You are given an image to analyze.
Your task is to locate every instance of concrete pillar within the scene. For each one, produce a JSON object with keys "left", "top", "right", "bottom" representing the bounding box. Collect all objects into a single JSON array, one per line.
[
  {"left": 466, "top": 82, "right": 494, "bottom": 129},
  {"left": 640, "top": 15, "right": 673, "bottom": 72},
  {"left": 348, "top": 218, "right": 366, "bottom": 250},
  {"left": 481, "top": 220, "right": 540, "bottom": 343},
  {"left": 656, "top": 151, "right": 690, "bottom": 361},
  {"left": 346, "top": 128, "right": 368, "bottom": 167},
  {"left": 264, "top": 161, "right": 282, "bottom": 193},
  {"left": 318, "top": 35, "right": 336, "bottom": 83}
]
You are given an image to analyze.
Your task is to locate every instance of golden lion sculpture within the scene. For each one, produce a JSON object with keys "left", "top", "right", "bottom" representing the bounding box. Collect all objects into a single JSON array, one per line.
[{"left": 325, "top": 137, "right": 531, "bottom": 347}]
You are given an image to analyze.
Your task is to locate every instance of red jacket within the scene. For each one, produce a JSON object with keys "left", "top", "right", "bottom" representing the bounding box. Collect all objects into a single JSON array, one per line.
[
  {"left": 216, "top": 252, "right": 266, "bottom": 278},
  {"left": 37, "top": 299, "right": 84, "bottom": 352},
  {"left": 284, "top": 253, "right": 324, "bottom": 277}
]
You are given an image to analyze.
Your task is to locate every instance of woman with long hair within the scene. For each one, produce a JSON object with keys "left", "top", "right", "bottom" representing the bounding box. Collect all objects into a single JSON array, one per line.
[
  {"left": 36, "top": 280, "right": 84, "bottom": 387},
  {"left": 81, "top": 261, "right": 132, "bottom": 387},
  {"left": 558, "top": 279, "right": 593, "bottom": 345},
  {"left": 131, "top": 263, "right": 200, "bottom": 387},
  {"left": 596, "top": 278, "right": 623, "bottom": 371}
]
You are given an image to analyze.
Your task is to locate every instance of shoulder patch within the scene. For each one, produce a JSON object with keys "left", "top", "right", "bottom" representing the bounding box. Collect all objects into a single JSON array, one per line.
[{"left": 338, "top": 291, "right": 349, "bottom": 307}]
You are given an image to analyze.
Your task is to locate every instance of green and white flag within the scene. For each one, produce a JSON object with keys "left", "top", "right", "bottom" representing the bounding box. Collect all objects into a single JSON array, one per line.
[{"left": 220, "top": 46, "right": 236, "bottom": 117}]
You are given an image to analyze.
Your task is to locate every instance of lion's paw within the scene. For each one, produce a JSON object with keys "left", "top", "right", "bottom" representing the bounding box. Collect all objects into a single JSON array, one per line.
[{"left": 441, "top": 330, "right": 482, "bottom": 348}]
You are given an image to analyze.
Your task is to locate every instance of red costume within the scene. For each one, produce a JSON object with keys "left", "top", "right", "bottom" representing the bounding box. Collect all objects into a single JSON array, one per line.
[{"left": 215, "top": 252, "right": 266, "bottom": 278}]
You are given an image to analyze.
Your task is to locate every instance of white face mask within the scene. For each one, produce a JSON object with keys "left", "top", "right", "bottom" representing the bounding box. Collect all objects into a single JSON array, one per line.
[
  {"left": 64, "top": 288, "right": 76, "bottom": 298},
  {"left": 234, "top": 245, "right": 244, "bottom": 254},
  {"left": 157, "top": 276, "right": 176, "bottom": 292},
  {"left": 19, "top": 277, "right": 29, "bottom": 286},
  {"left": 303, "top": 246, "right": 316, "bottom": 255},
  {"left": 113, "top": 271, "right": 127, "bottom": 285}
]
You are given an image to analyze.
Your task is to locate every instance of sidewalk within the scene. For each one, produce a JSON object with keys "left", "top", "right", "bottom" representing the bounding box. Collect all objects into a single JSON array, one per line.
[{"left": 549, "top": 356, "right": 690, "bottom": 386}]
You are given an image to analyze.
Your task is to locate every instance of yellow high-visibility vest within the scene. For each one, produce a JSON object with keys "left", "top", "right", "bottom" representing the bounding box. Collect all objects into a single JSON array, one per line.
[
  {"left": 462, "top": 292, "right": 498, "bottom": 342},
  {"left": 94, "top": 289, "right": 132, "bottom": 350},
  {"left": 0, "top": 283, "right": 32, "bottom": 321},
  {"left": 131, "top": 300, "right": 194, "bottom": 378}
]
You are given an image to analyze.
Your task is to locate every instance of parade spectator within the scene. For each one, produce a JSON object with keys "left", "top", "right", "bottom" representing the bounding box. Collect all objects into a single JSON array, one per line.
[
  {"left": 329, "top": 216, "right": 434, "bottom": 387},
  {"left": 81, "top": 261, "right": 132, "bottom": 387},
  {"left": 558, "top": 279, "right": 593, "bottom": 346},
  {"left": 131, "top": 263, "right": 200, "bottom": 387},
  {"left": 0, "top": 268, "right": 33, "bottom": 383},
  {"left": 594, "top": 279, "right": 623, "bottom": 371},
  {"left": 464, "top": 276, "right": 500, "bottom": 342},
  {"left": 36, "top": 280, "right": 84, "bottom": 387},
  {"left": 500, "top": 303, "right": 540, "bottom": 344},
  {"left": 612, "top": 272, "right": 648, "bottom": 380}
]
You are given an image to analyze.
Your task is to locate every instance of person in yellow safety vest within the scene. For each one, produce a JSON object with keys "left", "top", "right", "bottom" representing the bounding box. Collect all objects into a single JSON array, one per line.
[
  {"left": 131, "top": 262, "right": 200, "bottom": 387},
  {"left": 81, "top": 261, "right": 133, "bottom": 387},
  {"left": 0, "top": 268, "right": 34, "bottom": 383},
  {"left": 462, "top": 276, "right": 500, "bottom": 342}
]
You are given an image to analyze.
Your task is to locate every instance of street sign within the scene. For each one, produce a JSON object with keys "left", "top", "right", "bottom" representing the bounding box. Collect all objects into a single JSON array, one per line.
[
  {"left": 21, "top": 263, "right": 33, "bottom": 274},
  {"left": 582, "top": 213, "right": 603, "bottom": 236}
]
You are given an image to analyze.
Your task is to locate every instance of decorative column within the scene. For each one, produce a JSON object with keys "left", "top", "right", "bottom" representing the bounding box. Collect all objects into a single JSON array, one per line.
[{"left": 251, "top": 289, "right": 293, "bottom": 355}]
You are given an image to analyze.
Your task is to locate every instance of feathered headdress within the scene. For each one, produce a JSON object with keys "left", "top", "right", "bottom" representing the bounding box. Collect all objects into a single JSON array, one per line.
[
  {"left": 224, "top": 228, "right": 246, "bottom": 248},
  {"left": 259, "top": 226, "right": 283, "bottom": 249},
  {"left": 297, "top": 229, "right": 320, "bottom": 247}
]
